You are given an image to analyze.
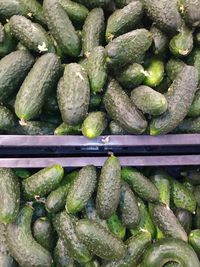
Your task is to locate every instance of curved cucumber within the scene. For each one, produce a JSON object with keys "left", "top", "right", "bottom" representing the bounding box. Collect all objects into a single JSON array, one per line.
[
  {"left": 54, "top": 238, "right": 74, "bottom": 267},
  {"left": 144, "top": 59, "right": 165, "bottom": 87},
  {"left": 107, "top": 213, "right": 126, "bottom": 240}
]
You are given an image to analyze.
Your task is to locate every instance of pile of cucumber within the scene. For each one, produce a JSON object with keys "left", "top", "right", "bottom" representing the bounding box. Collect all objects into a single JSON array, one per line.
[
  {"left": 1, "top": 155, "right": 200, "bottom": 266},
  {"left": 0, "top": 0, "right": 200, "bottom": 137}
]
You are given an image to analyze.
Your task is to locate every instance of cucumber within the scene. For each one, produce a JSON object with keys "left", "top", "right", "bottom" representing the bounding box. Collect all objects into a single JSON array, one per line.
[
  {"left": 22, "top": 164, "right": 64, "bottom": 200},
  {"left": 85, "top": 260, "right": 100, "bottom": 267},
  {"left": 40, "top": 113, "right": 61, "bottom": 125},
  {"left": 0, "top": 106, "right": 15, "bottom": 132},
  {"left": 144, "top": 59, "right": 165, "bottom": 87},
  {"left": 33, "top": 217, "right": 54, "bottom": 251},
  {"left": 82, "top": 8, "right": 105, "bottom": 55},
  {"left": 13, "top": 168, "right": 30, "bottom": 179},
  {"left": 173, "top": 117, "right": 200, "bottom": 133},
  {"left": 74, "top": 0, "right": 110, "bottom": 9},
  {"left": 179, "top": 0, "right": 200, "bottom": 28},
  {"left": 189, "top": 229, "right": 200, "bottom": 257},
  {"left": 143, "top": 238, "right": 200, "bottom": 267},
  {"left": 107, "top": 213, "right": 126, "bottom": 239},
  {"left": 53, "top": 211, "right": 92, "bottom": 263},
  {"left": 104, "top": 231, "right": 151, "bottom": 267},
  {"left": 44, "top": 93, "right": 59, "bottom": 114},
  {"left": 55, "top": 122, "right": 81, "bottom": 135},
  {"left": 106, "top": 1, "right": 143, "bottom": 42},
  {"left": 103, "top": 79, "right": 147, "bottom": 134},
  {"left": 182, "top": 181, "right": 195, "bottom": 192},
  {"left": 121, "top": 167, "right": 159, "bottom": 202},
  {"left": 75, "top": 219, "right": 126, "bottom": 261},
  {"left": 106, "top": 29, "right": 152, "bottom": 67},
  {"left": 9, "top": 15, "right": 54, "bottom": 53},
  {"left": 169, "top": 25, "right": 193, "bottom": 57},
  {"left": 166, "top": 58, "right": 186, "bottom": 81},
  {"left": 7, "top": 206, "right": 52, "bottom": 267},
  {"left": 142, "top": 0, "right": 182, "bottom": 34},
  {"left": 0, "top": 23, "right": 17, "bottom": 58},
  {"left": 57, "top": 64, "right": 90, "bottom": 126},
  {"left": 152, "top": 203, "right": 188, "bottom": 241},
  {"left": 194, "top": 206, "right": 200, "bottom": 229},
  {"left": 116, "top": 63, "right": 145, "bottom": 90},
  {"left": 187, "top": 49, "right": 200, "bottom": 82},
  {"left": 119, "top": 182, "right": 140, "bottom": 228},
  {"left": 150, "top": 66, "right": 199, "bottom": 135},
  {"left": 82, "top": 111, "right": 108, "bottom": 139},
  {"left": 89, "top": 94, "right": 102, "bottom": 109},
  {"left": 175, "top": 208, "right": 192, "bottom": 234},
  {"left": 43, "top": 0, "right": 81, "bottom": 57},
  {"left": 15, "top": 53, "right": 62, "bottom": 121},
  {"left": 115, "top": 0, "right": 133, "bottom": 8},
  {"left": 87, "top": 46, "right": 107, "bottom": 93},
  {"left": 188, "top": 90, "right": 200, "bottom": 117},
  {"left": 150, "top": 25, "right": 168, "bottom": 56},
  {"left": 96, "top": 155, "right": 121, "bottom": 219},
  {"left": 0, "top": 0, "right": 26, "bottom": 19},
  {"left": 194, "top": 186, "right": 200, "bottom": 206},
  {"left": 0, "top": 50, "right": 34, "bottom": 102},
  {"left": 109, "top": 121, "right": 126, "bottom": 135},
  {"left": 155, "top": 77, "right": 171, "bottom": 94},
  {"left": 131, "top": 85, "right": 168, "bottom": 116},
  {"left": 195, "top": 31, "right": 200, "bottom": 45},
  {"left": 54, "top": 238, "right": 74, "bottom": 267},
  {"left": 0, "top": 168, "right": 20, "bottom": 224},
  {"left": 32, "top": 202, "right": 47, "bottom": 222}
]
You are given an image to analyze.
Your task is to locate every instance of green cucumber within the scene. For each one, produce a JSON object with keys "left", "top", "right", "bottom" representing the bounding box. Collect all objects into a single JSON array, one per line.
[
  {"left": 82, "top": 111, "right": 108, "bottom": 139},
  {"left": 7, "top": 206, "right": 52, "bottom": 267},
  {"left": 187, "top": 49, "right": 200, "bottom": 82},
  {"left": 96, "top": 155, "right": 121, "bottom": 219},
  {"left": 155, "top": 77, "right": 171, "bottom": 94},
  {"left": 22, "top": 164, "right": 64, "bottom": 200},
  {"left": 194, "top": 206, "right": 200, "bottom": 229},
  {"left": 194, "top": 186, "right": 200, "bottom": 206},
  {"left": 14, "top": 168, "right": 30, "bottom": 179},
  {"left": 150, "top": 66, "right": 199, "bottom": 135},
  {"left": 107, "top": 213, "right": 126, "bottom": 239},
  {"left": 0, "top": 0, "right": 26, "bottom": 19},
  {"left": 54, "top": 238, "right": 74, "bottom": 267},
  {"left": 74, "top": 0, "right": 110, "bottom": 9},
  {"left": 144, "top": 59, "right": 165, "bottom": 87},
  {"left": 82, "top": 8, "right": 105, "bottom": 55},
  {"left": 44, "top": 93, "right": 59, "bottom": 114},
  {"left": 195, "top": 31, "right": 200, "bottom": 45},
  {"left": 175, "top": 208, "right": 192, "bottom": 234},
  {"left": 121, "top": 167, "right": 159, "bottom": 202},
  {"left": 44, "top": 0, "right": 81, "bottom": 57},
  {"left": 57, "top": 64, "right": 90, "bottom": 125},
  {"left": 0, "top": 106, "right": 15, "bottom": 132},
  {"left": 85, "top": 260, "right": 100, "bottom": 267},
  {"left": 173, "top": 117, "right": 200, "bottom": 133},
  {"left": 0, "top": 50, "right": 34, "bottom": 102},
  {"left": 143, "top": 238, "right": 200, "bottom": 267},
  {"left": 0, "top": 23, "right": 17, "bottom": 58},
  {"left": 188, "top": 90, "right": 200, "bottom": 117},
  {"left": 115, "top": 0, "right": 133, "bottom": 8},
  {"left": 150, "top": 25, "right": 168, "bottom": 55},
  {"left": 103, "top": 79, "right": 147, "bottom": 134},
  {"left": 55, "top": 122, "right": 81, "bottom": 135},
  {"left": 109, "top": 121, "right": 126, "bottom": 135},
  {"left": 0, "top": 168, "right": 20, "bottom": 224},
  {"left": 189, "top": 229, "right": 200, "bottom": 257},
  {"left": 166, "top": 58, "right": 186, "bottom": 81},
  {"left": 15, "top": 53, "right": 62, "bottom": 121},
  {"left": 32, "top": 202, "right": 47, "bottom": 222},
  {"left": 40, "top": 113, "right": 61, "bottom": 125},
  {"left": 178, "top": 0, "right": 200, "bottom": 28},
  {"left": 106, "top": 28, "right": 152, "bottom": 67},
  {"left": 75, "top": 219, "right": 126, "bottom": 261},
  {"left": 89, "top": 94, "right": 102, "bottom": 109},
  {"left": 106, "top": 1, "right": 143, "bottom": 42},
  {"left": 182, "top": 181, "right": 195, "bottom": 192}
]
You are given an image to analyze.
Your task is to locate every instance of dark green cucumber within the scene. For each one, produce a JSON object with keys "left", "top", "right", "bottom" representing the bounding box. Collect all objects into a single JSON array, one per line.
[
  {"left": 152, "top": 203, "right": 188, "bottom": 241},
  {"left": 195, "top": 31, "right": 200, "bottom": 45},
  {"left": 173, "top": 117, "right": 200, "bottom": 133},
  {"left": 188, "top": 89, "right": 200, "bottom": 117},
  {"left": 40, "top": 112, "right": 62, "bottom": 125},
  {"left": 194, "top": 206, "right": 200, "bottom": 229},
  {"left": 143, "top": 238, "right": 200, "bottom": 267},
  {"left": 116, "top": 63, "right": 145, "bottom": 90},
  {"left": 55, "top": 122, "right": 81, "bottom": 135},
  {"left": 82, "top": 111, "right": 107, "bottom": 139},
  {"left": 0, "top": 106, "right": 15, "bottom": 131},
  {"left": 32, "top": 202, "right": 47, "bottom": 222},
  {"left": 57, "top": 64, "right": 90, "bottom": 125},
  {"left": 43, "top": 0, "right": 81, "bottom": 57},
  {"left": 87, "top": 46, "right": 107, "bottom": 93},
  {"left": 14, "top": 168, "right": 30, "bottom": 179},
  {"left": 33, "top": 217, "right": 54, "bottom": 251},
  {"left": 103, "top": 79, "right": 147, "bottom": 134},
  {"left": 119, "top": 182, "right": 140, "bottom": 228},
  {"left": 150, "top": 25, "right": 168, "bottom": 56},
  {"left": 150, "top": 66, "right": 199, "bottom": 135},
  {"left": 179, "top": 0, "right": 200, "bottom": 28},
  {"left": 44, "top": 93, "right": 59, "bottom": 114},
  {"left": 187, "top": 49, "right": 200, "bottom": 82},
  {"left": 121, "top": 167, "right": 159, "bottom": 202},
  {"left": 74, "top": 0, "right": 110, "bottom": 9},
  {"left": 0, "top": 23, "right": 17, "bottom": 58},
  {"left": 75, "top": 219, "right": 126, "bottom": 261},
  {"left": 194, "top": 186, "right": 200, "bottom": 206},
  {"left": 109, "top": 121, "right": 126, "bottom": 135},
  {"left": 22, "top": 164, "right": 64, "bottom": 200},
  {"left": 131, "top": 85, "right": 168, "bottom": 116},
  {"left": 155, "top": 77, "right": 171, "bottom": 94},
  {"left": 82, "top": 8, "right": 105, "bottom": 55},
  {"left": 0, "top": 168, "right": 20, "bottom": 224},
  {"left": 175, "top": 208, "right": 192, "bottom": 234},
  {"left": 54, "top": 238, "right": 74, "bottom": 267},
  {"left": 0, "top": 0, "right": 26, "bottom": 19},
  {"left": 189, "top": 229, "right": 200, "bottom": 257},
  {"left": 166, "top": 58, "right": 186, "bottom": 81},
  {"left": 104, "top": 231, "right": 151, "bottom": 267},
  {"left": 169, "top": 25, "right": 193, "bottom": 57},
  {"left": 96, "top": 155, "right": 121, "bottom": 219},
  {"left": 53, "top": 211, "right": 92, "bottom": 263},
  {"left": 7, "top": 206, "right": 52, "bottom": 267},
  {"left": 144, "top": 59, "right": 165, "bottom": 87},
  {"left": 106, "top": 1, "right": 143, "bottom": 42},
  {"left": 106, "top": 29, "right": 152, "bottom": 67},
  {"left": 142, "top": 0, "right": 182, "bottom": 34},
  {"left": 0, "top": 50, "right": 34, "bottom": 101},
  {"left": 107, "top": 213, "right": 126, "bottom": 239},
  {"left": 15, "top": 53, "right": 61, "bottom": 121},
  {"left": 89, "top": 93, "right": 102, "bottom": 109},
  {"left": 115, "top": 0, "right": 133, "bottom": 8}
]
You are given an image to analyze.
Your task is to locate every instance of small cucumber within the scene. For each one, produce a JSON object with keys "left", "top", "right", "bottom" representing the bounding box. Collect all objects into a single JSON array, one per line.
[
  {"left": 179, "top": 0, "right": 200, "bottom": 28},
  {"left": 89, "top": 93, "right": 102, "bottom": 109},
  {"left": 6, "top": 206, "right": 52, "bottom": 267},
  {"left": 0, "top": 23, "right": 17, "bottom": 58},
  {"left": 54, "top": 238, "right": 74, "bottom": 267},
  {"left": 96, "top": 155, "right": 121, "bottom": 219},
  {"left": 166, "top": 58, "right": 186, "bottom": 81},
  {"left": 55, "top": 122, "right": 81, "bottom": 135},
  {"left": 175, "top": 208, "right": 192, "bottom": 234},
  {"left": 188, "top": 89, "right": 200, "bottom": 117},
  {"left": 14, "top": 168, "right": 30, "bottom": 179},
  {"left": 189, "top": 229, "right": 200, "bottom": 257},
  {"left": 82, "top": 111, "right": 108, "bottom": 139},
  {"left": 107, "top": 213, "right": 126, "bottom": 239},
  {"left": 75, "top": 219, "right": 126, "bottom": 261},
  {"left": 150, "top": 25, "right": 168, "bottom": 56},
  {"left": 144, "top": 59, "right": 165, "bottom": 87},
  {"left": 22, "top": 164, "right": 64, "bottom": 200},
  {"left": 109, "top": 121, "right": 126, "bottom": 135}
]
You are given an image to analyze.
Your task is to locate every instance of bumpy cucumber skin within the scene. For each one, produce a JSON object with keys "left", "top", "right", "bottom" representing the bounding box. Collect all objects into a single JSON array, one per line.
[
  {"left": 43, "top": 0, "right": 81, "bottom": 57},
  {"left": 0, "top": 168, "right": 20, "bottom": 224},
  {"left": 173, "top": 117, "right": 200, "bottom": 133},
  {"left": 53, "top": 211, "right": 92, "bottom": 263},
  {"left": 166, "top": 58, "right": 186, "bottom": 81},
  {"left": 82, "top": 111, "right": 108, "bottom": 139},
  {"left": 0, "top": 106, "right": 15, "bottom": 131},
  {"left": 106, "top": 29, "right": 152, "bottom": 67},
  {"left": 107, "top": 213, "right": 126, "bottom": 240},
  {"left": 0, "top": 23, "right": 17, "bottom": 58},
  {"left": 55, "top": 122, "right": 81, "bottom": 135},
  {"left": 57, "top": 64, "right": 90, "bottom": 126},
  {"left": 150, "top": 25, "right": 168, "bottom": 55},
  {"left": 75, "top": 219, "right": 126, "bottom": 261},
  {"left": 96, "top": 155, "right": 121, "bottom": 219},
  {"left": 109, "top": 121, "right": 126, "bottom": 135},
  {"left": 0, "top": 0, "right": 27, "bottom": 19},
  {"left": 175, "top": 208, "right": 192, "bottom": 234},
  {"left": 54, "top": 238, "right": 74, "bottom": 267},
  {"left": 189, "top": 229, "right": 200, "bottom": 257},
  {"left": 188, "top": 90, "right": 200, "bottom": 117},
  {"left": 22, "top": 164, "right": 64, "bottom": 200},
  {"left": 150, "top": 66, "right": 199, "bottom": 135},
  {"left": 106, "top": 1, "right": 143, "bottom": 42},
  {"left": 0, "top": 50, "right": 34, "bottom": 102},
  {"left": 103, "top": 79, "right": 147, "bottom": 134},
  {"left": 11, "top": 121, "right": 56, "bottom": 135},
  {"left": 179, "top": 0, "right": 200, "bottom": 28},
  {"left": 121, "top": 167, "right": 159, "bottom": 202},
  {"left": 7, "top": 206, "right": 52, "bottom": 267},
  {"left": 144, "top": 59, "right": 165, "bottom": 87},
  {"left": 82, "top": 8, "right": 105, "bottom": 54},
  {"left": 15, "top": 53, "right": 61, "bottom": 121}
]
